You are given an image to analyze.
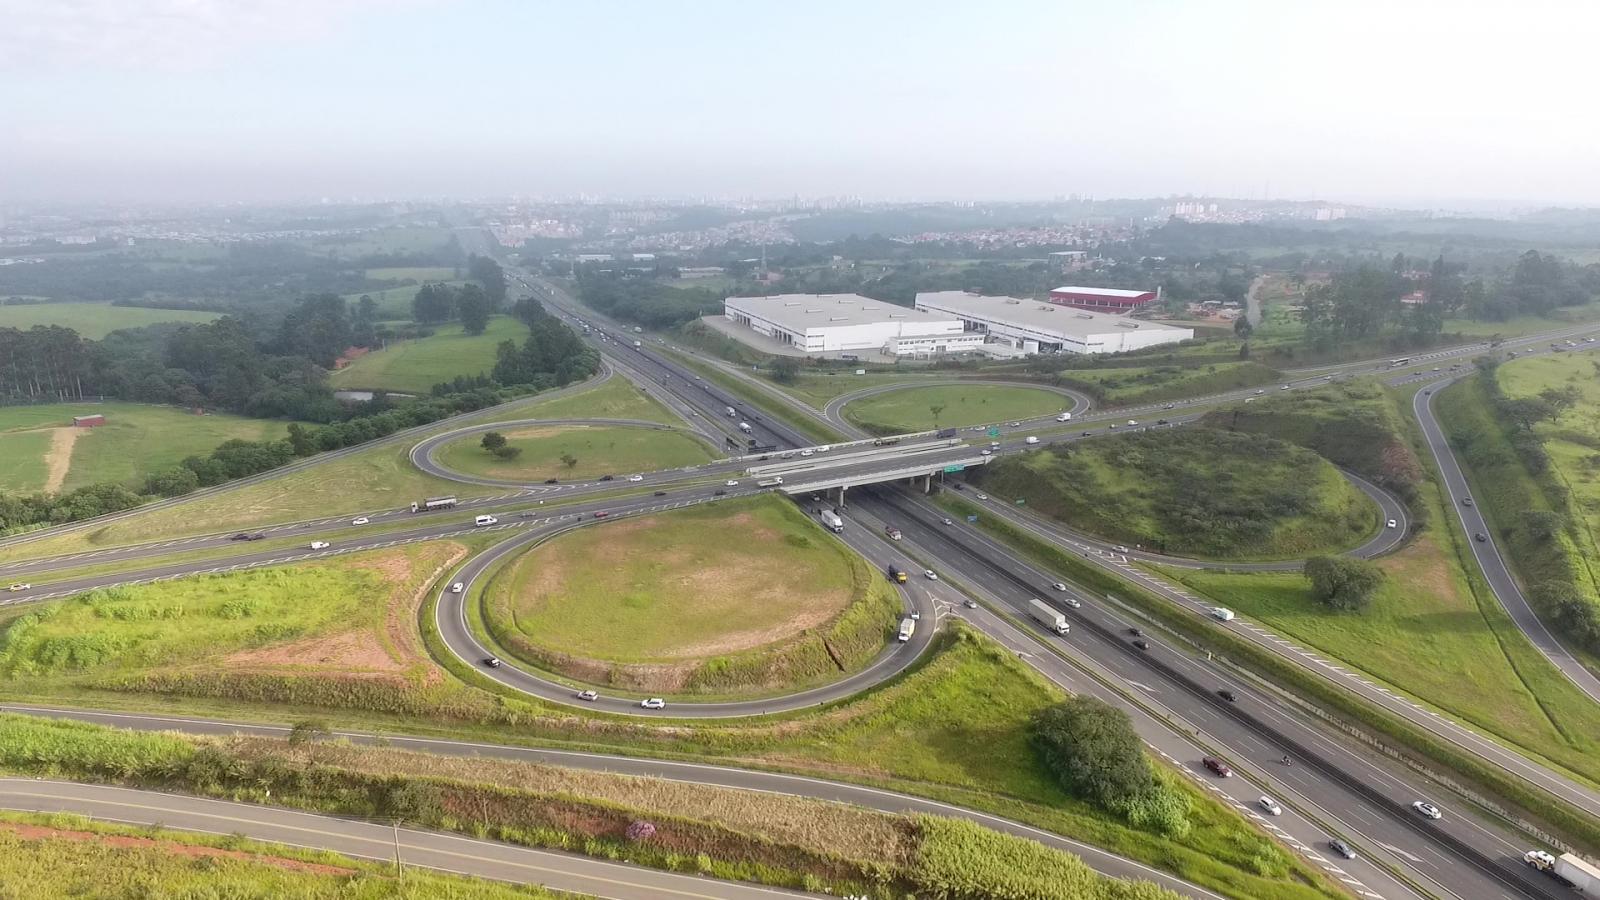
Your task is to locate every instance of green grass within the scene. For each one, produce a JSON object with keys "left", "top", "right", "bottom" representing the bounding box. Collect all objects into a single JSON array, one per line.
[
  {"left": 843, "top": 384, "right": 1069, "bottom": 435},
  {"left": 659, "top": 349, "right": 844, "bottom": 444},
  {"left": 331, "top": 315, "right": 525, "bottom": 393},
  {"left": 364, "top": 265, "right": 461, "bottom": 283},
  {"left": 0, "top": 810, "right": 567, "bottom": 899},
  {"left": 482, "top": 496, "right": 895, "bottom": 695},
  {"left": 1054, "top": 362, "right": 1283, "bottom": 406},
  {"left": 0, "top": 402, "right": 292, "bottom": 494},
  {"left": 0, "top": 302, "right": 218, "bottom": 338},
  {"left": 972, "top": 428, "right": 1374, "bottom": 559},
  {"left": 436, "top": 424, "right": 712, "bottom": 481},
  {"left": 302, "top": 226, "right": 458, "bottom": 260},
  {"left": 488, "top": 376, "right": 686, "bottom": 426},
  {"left": 345, "top": 279, "right": 472, "bottom": 321},
  {"left": 780, "top": 372, "right": 946, "bottom": 406}
]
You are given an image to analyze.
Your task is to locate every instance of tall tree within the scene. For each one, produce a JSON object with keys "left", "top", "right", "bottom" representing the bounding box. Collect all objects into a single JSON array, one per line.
[
  {"left": 457, "top": 283, "right": 491, "bottom": 335},
  {"left": 468, "top": 255, "right": 507, "bottom": 311},
  {"left": 412, "top": 283, "right": 456, "bottom": 324}
]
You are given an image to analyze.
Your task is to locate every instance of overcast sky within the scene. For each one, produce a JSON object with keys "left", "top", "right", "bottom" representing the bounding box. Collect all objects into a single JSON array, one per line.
[{"left": 3, "top": 0, "right": 1596, "bottom": 209}]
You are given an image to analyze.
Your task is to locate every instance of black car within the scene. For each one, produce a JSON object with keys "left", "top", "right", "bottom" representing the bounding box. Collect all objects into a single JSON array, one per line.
[
  {"left": 599, "top": 475, "right": 614, "bottom": 482},
  {"left": 653, "top": 491, "right": 667, "bottom": 496},
  {"left": 952, "top": 483, "right": 964, "bottom": 491},
  {"left": 1155, "top": 418, "right": 1169, "bottom": 425},
  {"left": 1475, "top": 532, "right": 1488, "bottom": 542},
  {"left": 483, "top": 657, "right": 502, "bottom": 668},
  {"left": 1081, "top": 431, "right": 1092, "bottom": 436},
  {"left": 714, "top": 489, "right": 727, "bottom": 496},
  {"left": 1133, "top": 639, "right": 1151, "bottom": 650},
  {"left": 1128, "top": 627, "right": 1142, "bottom": 636},
  {"left": 544, "top": 478, "right": 559, "bottom": 484},
  {"left": 1216, "top": 689, "right": 1237, "bottom": 702},
  {"left": 230, "top": 533, "right": 251, "bottom": 541}
]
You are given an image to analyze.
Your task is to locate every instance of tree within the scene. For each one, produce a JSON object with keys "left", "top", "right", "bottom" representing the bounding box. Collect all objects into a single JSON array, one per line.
[
  {"left": 412, "top": 283, "right": 456, "bottom": 324},
  {"left": 1031, "top": 696, "right": 1155, "bottom": 810},
  {"left": 1531, "top": 581, "right": 1600, "bottom": 650},
  {"left": 1303, "top": 555, "right": 1384, "bottom": 611},
  {"left": 457, "top": 284, "right": 491, "bottom": 336},
  {"left": 1538, "top": 386, "right": 1581, "bottom": 422},
  {"left": 467, "top": 255, "right": 507, "bottom": 311},
  {"left": 770, "top": 355, "right": 801, "bottom": 384},
  {"left": 287, "top": 718, "right": 332, "bottom": 762},
  {"left": 492, "top": 445, "right": 522, "bottom": 460},
  {"left": 1518, "top": 509, "right": 1565, "bottom": 541},
  {"left": 480, "top": 432, "right": 507, "bottom": 453},
  {"left": 929, "top": 403, "right": 946, "bottom": 427},
  {"left": 1233, "top": 317, "right": 1253, "bottom": 340},
  {"left": 560, "top": 453, "right": 578, "bottom": 468},
  {"left": 142, "top": 466, "right": 199, "bottom": 498}
]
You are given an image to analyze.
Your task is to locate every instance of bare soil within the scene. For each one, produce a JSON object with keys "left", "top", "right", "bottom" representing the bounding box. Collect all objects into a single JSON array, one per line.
[{"left": 41, "top": 427, "right": 83, "bottom": 494}]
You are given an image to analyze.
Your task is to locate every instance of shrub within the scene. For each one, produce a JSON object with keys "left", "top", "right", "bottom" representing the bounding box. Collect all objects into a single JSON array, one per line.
[
  {"left": 1302, "top": 555, "right": 1383, "bottom": 612},
  {"left": 1030, "top": 697, "right": 1154, "bottom": 810}
]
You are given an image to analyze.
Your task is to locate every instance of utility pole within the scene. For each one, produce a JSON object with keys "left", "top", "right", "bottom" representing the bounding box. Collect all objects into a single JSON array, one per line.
[{"left": 392, "top": 819, "right": 404, "bottom": 880}]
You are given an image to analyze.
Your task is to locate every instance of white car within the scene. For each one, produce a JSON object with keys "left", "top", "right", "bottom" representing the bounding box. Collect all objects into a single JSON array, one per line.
[
  {"left": 6, "top": 583, "right": 30, "bottom": 592},
  {"left": 1112, "top": 545, "right": 1131, "bottom": 554},
  {"left": 1062, "top": 596, "right": 1081, "bottom": 609},
  {"left": 1127, "top": 420, "right": 1138, "bottom": 427},
  {"left": 309, "top": 541, "right": 330, "bottom": 550},
  {"left": 989, "top": 441, "right": 1001, "bottom": 448},
  {"left": 1254, "top": 389, "right": 1266, "bottom": 395},
  {"left": 1259, "top": 796, "right": 1283, "bottom": 816},
  {"left": 1051, "top": 582, "right": 1068, "bottom": 592},
  {"left": 577, "top": 690, "right": 598, "bottom": 701},
  {"left": 640, "top": 698, "right": 666, "bottom": 710},
  {"left": 725, "top": 479, "right": 739, "bottom": 487},
  {"left": 980, "top": 449, "right": 992, "bottom": 456},
  {"left": 450, "top": 582, "right": 464, "bottom": 594},
  {"left": 976, "top": 493, "right": 989, "bottom": 500},
  {"left": 628, "top": 474, "right": 644, "bottom": 482},
  {"left": 1387, "top": 518, "right": 1398, "bottom": 528},
  {"left": 941, "top": 517, "right": 954, "bottom": 526},
  {"left": 1411, "top": 801, "right": 1442, "bottom": 820},
  {"left": 350, "top": 516, "right": 370, "bottom": 526},
  {"left": 1280, "top": 384, "right": 1291, "bottom": 390},
  {"left": 924, "top": 569, "right": 938, "bottom": 581},
  {"left": 800, "top": 449, "right": 814, "bottom": 457}
]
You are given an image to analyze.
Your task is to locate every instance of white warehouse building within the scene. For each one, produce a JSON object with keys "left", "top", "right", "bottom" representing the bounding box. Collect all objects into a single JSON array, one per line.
[
  {"left": 913, "top": 291, "right": 1194, "bottom": 355},
  {"left": 723, "top": 293, "right": 985, "bottom": 357}
]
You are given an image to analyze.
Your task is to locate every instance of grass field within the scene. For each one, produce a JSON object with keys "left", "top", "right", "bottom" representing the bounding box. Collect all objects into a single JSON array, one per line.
[
  {"left": 0, "top": 812, "right": 566, "bottom": 900},
  {"left": 435, "top": 423, "right": 713, "bottom": 481},
  {"left": 0, "top": 302, "right": 217, "bottom": 338},
  {"left": 302, "top": 226, "right": 458, "bottom": 260},
  {"left": 780, "top": 372, "right": 943, "bottom": 406},
  {"left": 483, "top": 496, "right": 896, "bottom": 694},
  {"left": 972, "top": 428, "right": 1375, "bottom": 559},
  {"left": 1055, "top": 362, "right": 1282, "bottom": 406},
  {"left": 0, "top": 402, "right": 291, "bottom": 494},
  {"left": 344, "top": 279, "right": 472, "bottom": 321},
  {"left": 843, "top": 383, "right": 1069, "bottom": 434},
  {"left": 364, "top": 265, "right": 461, "bottom": 283},
  {"left": 331, "top": 315, "right": 524, "bottom": 393}
]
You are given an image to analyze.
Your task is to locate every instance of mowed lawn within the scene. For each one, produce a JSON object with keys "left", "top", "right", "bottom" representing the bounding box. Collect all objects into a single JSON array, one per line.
[
  {"left": 436, "top": 424, "right": 713, "bottom": 481},
  {"left": 842, "top": 383, "right": 1070, "bottom": 433},
  {"left": 0, "top": 302, "right": 217, "bottom": 338},
  {"left": 489, "top": 496, "right": 857, "bottom": 662},
  {"left": 1169, "top": 524, "right": 1600, "bottom": 786},
  {"left": 0, "top": 402, "right": 290, "bottom": 494},
  {"left": 330, "top": 315, "right": 524, "bottom": 393}
]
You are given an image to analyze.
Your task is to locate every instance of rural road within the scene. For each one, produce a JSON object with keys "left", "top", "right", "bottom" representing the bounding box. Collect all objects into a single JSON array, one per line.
[{"left": 0, "top": 778, "right": 817, "bottom": 900}]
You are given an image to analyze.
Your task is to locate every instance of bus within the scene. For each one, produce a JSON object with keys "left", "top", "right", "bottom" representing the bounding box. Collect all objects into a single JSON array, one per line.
[{"left": 1389, "top": 358, "right": 1411, "bottom": 368}]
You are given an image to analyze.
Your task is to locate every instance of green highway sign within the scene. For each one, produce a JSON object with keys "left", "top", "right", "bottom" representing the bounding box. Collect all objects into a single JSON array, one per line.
[
  {"left": 943, "top": 464, "right": 966, "bottom": 473},
  {"left": 987, "top": 427, "right": 1001, "bottom": 437}
]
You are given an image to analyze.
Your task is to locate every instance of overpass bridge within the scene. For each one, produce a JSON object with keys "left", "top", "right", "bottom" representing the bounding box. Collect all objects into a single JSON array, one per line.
[{"left": 746, "top": 439, "right": 994, "bottom": 505}]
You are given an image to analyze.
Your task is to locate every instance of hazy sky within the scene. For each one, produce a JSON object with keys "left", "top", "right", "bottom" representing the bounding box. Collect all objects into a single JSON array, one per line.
[{"left": 4, "top": 0, "right": 1598, "bottom": 208}]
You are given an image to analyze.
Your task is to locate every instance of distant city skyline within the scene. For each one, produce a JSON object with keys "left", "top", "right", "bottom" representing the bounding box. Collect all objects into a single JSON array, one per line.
[{"left": 4, "top": 0, "right": 1598, "bottom": 210}]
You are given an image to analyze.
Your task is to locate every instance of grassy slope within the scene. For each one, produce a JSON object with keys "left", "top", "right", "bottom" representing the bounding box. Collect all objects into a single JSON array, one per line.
[
  {"left": 331, "top": 315, "right": 524, "bottom": 393},
  {"left": 1055, "top": 361, "right": 1282, "bottom": 406},
  {"left": 436, "top": 424, "right": 712, "bottom": 481},
  {"left": 344, "top": 279, "right": 473, "bottom": 321},
  {"left": 972, "top": 429, "right": 1374, "bottom": 559},
  {"left": 0, "top": 813, "right": 566, "bottom": 900},
  {"left": 781, "top": 372, "right": 945, "bottom": 406},
  {"left": 0, "top": 302, "right": 218, "bottom": 338},
  {"left": 0, "top": 403, "right": 292, "bottom": 494},
  {"left": 0, "top": 378, "right": 678, "bottom": 562},
  {"left": 843, "top": 384, "right": 1069, "bottom": 434},
  {"left": 483, "top": 496, "right": 897, "bottom": 696}
]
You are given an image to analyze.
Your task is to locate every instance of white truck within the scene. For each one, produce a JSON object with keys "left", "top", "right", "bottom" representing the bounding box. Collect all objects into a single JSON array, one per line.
[
  {"left": 1211, "top": 607, "right": 1236, "bottom": 622},
  {"left": 1056, "top": 412, "right": 1072, "bottom": 421},
  {"left": 1525, "top": 850, "right": 1600, "bottom": 892},
  {"left": 898, "top": 617, "right": 916, "bottom": 642},
  {"left": 738, "top": 421, "right": 753, "bottom": 433},
  {"left": 1029, "top": 598, "right": 1070, "bottom": 635},
  {"left": 726, "top": 406, "right": 737, "bottom": 417},
  {"left": 757, "top": 477, "right": 784, "bottom": 487},
  {"left": 411, "top": 496, "right": 458, "bottom": 513},
  {"left": 820, "top": 509, "right": 844, "bottom": 533},
  {"left": 474, "top": 515, "right": 499, "bottom": 527}
]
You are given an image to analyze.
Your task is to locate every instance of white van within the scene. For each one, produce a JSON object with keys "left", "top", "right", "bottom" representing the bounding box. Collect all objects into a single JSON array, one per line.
[
  {"left": 1056, "top": 412, "right": 1072, "bottom": 422},
  {"left": 1025, "top": 436, "right": 1040, "bottom": 445},
  {"left": 474, "top": 515, "right": 499, "bottom": 527},
  {"left": 1210, "top": 607, "right": 1235, "bottom": 622}
]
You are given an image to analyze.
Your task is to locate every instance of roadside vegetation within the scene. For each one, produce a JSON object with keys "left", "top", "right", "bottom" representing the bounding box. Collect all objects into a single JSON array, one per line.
[
  {"left": 0, "top": 715, "right": 1184, "bottom": 900},
  {"left": 436, "top": 424, "right": 712, "bottom": 482},
  {"left": 1053, "top": 361, "right": 1281, "bottom": 407},
  {"left": 658, "top": 348, "right": 844, "bottom": 444},
  {"left": 481, "top": 496, "right": 898, "bottom": 696},
  {"left": 843, "top": 383, "right": 1069, "bottom": 434},
  {"left": 331, "top": 315, "right": 526, "bottom": 395},
  {"left": 971, "top": 429, "right": 1374, "bottom": 558}
]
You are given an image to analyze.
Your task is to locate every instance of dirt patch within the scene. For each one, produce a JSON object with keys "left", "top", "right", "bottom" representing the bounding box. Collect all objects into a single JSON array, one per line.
[
  {"left": 224, "top": 628, "right": 408, "bottom": 674},
  {"left": 0, "top": 821, "right": 356, "bottom": 876},
  {"left": 42, "top": 427, "right": 83, "bottom": 493}
]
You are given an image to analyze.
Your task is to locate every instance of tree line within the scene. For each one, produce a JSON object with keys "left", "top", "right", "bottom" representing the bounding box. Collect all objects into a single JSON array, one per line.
[{"left": 409, "top": 256, "right": 507, "bottom": 335}]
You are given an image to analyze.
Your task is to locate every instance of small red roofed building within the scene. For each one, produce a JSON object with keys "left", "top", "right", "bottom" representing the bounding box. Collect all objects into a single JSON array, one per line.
[
  {"left": 71, "top": 414, "right": 106, "bottom": 427},
  {"left": 1048, "top": 285, "right": 1158, "bottom": 313}
]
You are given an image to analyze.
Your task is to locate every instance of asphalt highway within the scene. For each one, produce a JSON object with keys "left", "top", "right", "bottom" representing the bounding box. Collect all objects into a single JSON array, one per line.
[
  {"left": 0, "top": 778, "right": 817, "bottom": 900},
  {"left": 0, "top": 705, "right": 1217, "bottom": 900}
]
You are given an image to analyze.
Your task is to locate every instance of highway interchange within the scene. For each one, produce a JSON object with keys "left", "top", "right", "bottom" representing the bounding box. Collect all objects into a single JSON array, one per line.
[{"left": 2, "top": 264, "right": 1599, "bottom": 899}]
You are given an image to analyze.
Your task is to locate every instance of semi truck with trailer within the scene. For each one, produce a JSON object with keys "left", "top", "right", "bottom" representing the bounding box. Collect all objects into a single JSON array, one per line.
[
  {"left": 1525, "top": 850, "right": 1600, "bottom": 892},
  {"left": 820, "top": 509, "right": 844, "bottom": 533},
  {"left": 411, "top": 496, "right": 458, "bottom": 513},
  {"left": 1029, "top": 598, "right": 1070, "bottom": 635},
  {"left": 757, "top": 477, "right": 784, "bottom": 487}
]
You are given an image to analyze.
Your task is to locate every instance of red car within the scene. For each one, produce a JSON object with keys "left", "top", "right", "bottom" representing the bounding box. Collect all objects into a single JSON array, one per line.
[
  {"left": 1203, "top": 756, "right": 1234, "bottom": 778},
  {"left": 593, "top": 511, "right": 609, "bottom": 519}
]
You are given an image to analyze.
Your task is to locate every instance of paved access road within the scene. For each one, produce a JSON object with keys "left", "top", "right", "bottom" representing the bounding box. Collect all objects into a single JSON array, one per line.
[
  {"left": 0, "top": 778, "right": 816, "bottom": 900},
  {"left": 1413, "top": 377, "right": 1600, "bottom": 706},
  {"left": 0, "top": 706, "right": 1217, "bottom": 900}
]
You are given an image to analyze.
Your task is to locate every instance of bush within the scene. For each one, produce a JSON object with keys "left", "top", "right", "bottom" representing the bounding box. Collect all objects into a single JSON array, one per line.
[
  {"left": 1030, "top": 697, "right": 1154, "bottom": 810},
  {"left": 1302, "top": 555, "right": 1384, "bottom": 612}
]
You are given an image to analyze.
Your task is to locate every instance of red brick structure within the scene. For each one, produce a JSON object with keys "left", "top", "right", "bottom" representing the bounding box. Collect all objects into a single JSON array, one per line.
[{"left": 1048, "top": 286, "right": 1158, "bottom": 313}]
